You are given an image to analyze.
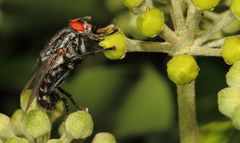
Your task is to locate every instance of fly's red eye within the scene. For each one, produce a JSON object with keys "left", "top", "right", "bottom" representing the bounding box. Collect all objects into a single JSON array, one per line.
[{"left": 70, "top": 21, "right": 85, "bottom": 32}]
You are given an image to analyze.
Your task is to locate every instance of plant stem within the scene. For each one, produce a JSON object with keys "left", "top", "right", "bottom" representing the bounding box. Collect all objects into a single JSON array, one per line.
[
  {"left": 177, "top": 81, "right": 198, "bottom": 143},
  {"left": 195, "top": 10, "right": 235, "bottom": 46},
  {"left": 171, "top": 0, "right": 187, "bottom": 36}
]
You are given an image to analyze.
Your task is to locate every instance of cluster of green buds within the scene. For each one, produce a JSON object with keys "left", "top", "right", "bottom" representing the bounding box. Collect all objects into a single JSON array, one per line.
[
  {"left": 0, "top": 90, "right": 116, "bottom": 143},
  {"left": 218, "top": 36, "right": 240, "bottom": 129}
]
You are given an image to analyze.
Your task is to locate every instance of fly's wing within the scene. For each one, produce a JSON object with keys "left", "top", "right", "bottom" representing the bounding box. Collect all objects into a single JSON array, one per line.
[{"left": 21, "top": 55, "right": 57, "bottom": 112}]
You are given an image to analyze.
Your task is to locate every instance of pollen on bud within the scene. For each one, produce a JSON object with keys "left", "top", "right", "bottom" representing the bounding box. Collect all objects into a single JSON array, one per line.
[
  {"left": 231, "top": 0, "right": 240, "bottom": 19},
  {"left": 191, "top": 0, "right": 220, "bottom": 10},
  {"left": 0, "top": 113, "right": 15, "bottom": 139},
  {"left": 167, "top": 55, "right": 199, "bottom": 85},
  {"left": 226, "top": 61, "right": 240, "bottom": 87},
  {"left": 20, "top": 90, "right": 38, "bottom": 112},
  {"left": 121, "top": 0, "right": 144, "bottom": 8},
  {"left": 65, "top": 110, "right": 93, "bottom": 139},
  {"left": 218, "top": 87, "right": 240, "bottom": 118},
  {"left": 221, "top": 37, "right": 240, "bottom": 65},
  {"left": 5, "top": 137, "right": 29, "bottom": 143},
  {"left": 92, "top": 132, "right": 117, "bottom": 143},
  {"left": 46, "top": 139, "right": 63, "bottom": 143},
  {"left": 23, "top": 109, "right": 51, "bottom": 138},
  {"left": 99, "top": 31, "right": 126, "bottom": 60},
  {"left": 137, "top": 8, "right": 165, "bottom": 37}
]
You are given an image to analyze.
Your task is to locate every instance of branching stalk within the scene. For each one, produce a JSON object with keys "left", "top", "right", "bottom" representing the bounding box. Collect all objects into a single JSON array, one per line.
[
  {"left": 171, "top": 0, "right": 187, "bottom": 36},
  {"left": 195, "top": 10, "right": 235, "bottom": 46}
]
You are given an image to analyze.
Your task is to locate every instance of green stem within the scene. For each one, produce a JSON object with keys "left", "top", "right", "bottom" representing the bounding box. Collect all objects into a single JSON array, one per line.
[{"left": 177, "top": 81, "right": 198, "bottom": 143}]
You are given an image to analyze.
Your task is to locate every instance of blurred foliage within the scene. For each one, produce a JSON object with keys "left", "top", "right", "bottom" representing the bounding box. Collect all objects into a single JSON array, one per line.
[{"left": 0, "top": 0, "right": 239, "bottom": 143}]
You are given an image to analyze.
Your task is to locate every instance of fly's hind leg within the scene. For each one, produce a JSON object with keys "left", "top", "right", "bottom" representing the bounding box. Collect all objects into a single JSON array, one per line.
[
  {"left": 57, "top": 87, "right": 87, "bottom": 111},
  {"left": 59, "top": 95, "right": 69, "bottom": 114}
]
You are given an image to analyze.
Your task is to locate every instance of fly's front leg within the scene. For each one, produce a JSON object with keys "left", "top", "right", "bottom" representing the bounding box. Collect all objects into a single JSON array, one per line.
[
  {"left": 96, "top": 24, "right": 120, "bottom": 37},
  {"left": 80, "top": 32, "right": 104, "bottom": 41}
]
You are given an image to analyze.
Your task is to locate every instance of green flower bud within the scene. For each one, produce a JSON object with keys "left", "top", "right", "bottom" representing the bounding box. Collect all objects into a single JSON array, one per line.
[
  {"left": 232, "top": 105, "right": 240, "bottom": 130},
  {"left": 47, "top": 101, "right": 64, "bottom": 122},
  {"left": 46, "top": 139, "right": 63, "bottom": 143},
  {"left": 65, "top": 110, "right": 93, "bottom": 139},
  {"left": 137, "top": 8, "right": 164, "bottom": 37},
  {"left": 23, "top": 109, "right": 51, "bottom": 138},
  {"left": 218, "top": 87, "right": 240, "bottom": 118},
  {"left": 0, "top": 113, "right": 15, "bottom": 139},
  {"left": 11, "top": 109, "right": 24, "bottom": 135},
  {"left": 191, "top": 0, "right": 220, "bottom": 10},
  {"left": 226, "top": 61, "right": 240, "bottom": 87},
  {"left": 99, "top": 31, "right": 126, "bottom": 59},
  {"left": 92, "top": 132, "right": 117, "bottom": 143},
  {"left": 20, "top": 90, "right": 38, "bottom": 112},
  {"left": 5, "top": 137, "right": 29, "bottom": 143},
  {"left": 231, "top": 0, "right": 240, "bottom": 19},
  {"left": 121, "top": 0, "right": 144, "bottom": 8},
  {"left": 167, "top": 55, "right": 199, "bottom": 85},
  {"left": 222, "top": 37, "right": 240, "bottom": 65}
]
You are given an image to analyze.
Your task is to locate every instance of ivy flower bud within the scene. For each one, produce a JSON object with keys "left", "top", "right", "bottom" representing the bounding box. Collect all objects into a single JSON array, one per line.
[
  {"left": 65, "top": 110, "right": 93, "bottom": 139},
  {"left": 218, "top": 87, "right": 240, "bottom": 118},
  {"left": 231, "top": 0, "right": 240, "bottom": 19},
  {"left": 121, "top": 0, "right": 144, "bottom": 8},
  {"left": 222, "top": 37, "right": 240, "bottom": 65},
  {"left": 137, "top": 8, "right": 165, "bottom": 37},
  {"left": 191, "top": 0, "right": 220, "bottom": 10},
  {"left": 23, "top": 109, "right": 51, "bottom": 138},
  {"left": 92, "top": 132, "right": 117, "bottom": 143},
  {"left": 46, "top": 139, "right": 63, "bottom": 143},
  {"left": 99, "top": 31, "right": 126, "bottom": 60},
  {"left": 47, "top": 101, "right": 64, "bottom": 122},
  {"left": 20, "top": 90, "right": 38, "bottom": 112},
  {"left": 167, "top": 55, "right": 199, "bottom": 85},
  {"left": 226, "top": 61, "right": 240, "bottom": 87},
  {"left": 5, "top": 137, "right": 29, "bottom": 143},
  {"left": 0, "top": 113, "right": 15, "bottom": 139},
  {"left": 232, "top": 105, "right": 240, "bottom": 130},
  {"left": 11, "top": 109, "right": 24, "bottom": 135}
]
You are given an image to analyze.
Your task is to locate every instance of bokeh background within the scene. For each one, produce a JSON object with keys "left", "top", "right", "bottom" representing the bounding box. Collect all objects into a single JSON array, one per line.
[{"left": 0, "top": 0, "right": 239, "bottom": 142}]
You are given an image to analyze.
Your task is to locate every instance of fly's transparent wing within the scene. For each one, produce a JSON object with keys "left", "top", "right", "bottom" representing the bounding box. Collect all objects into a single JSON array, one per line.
[{"left": 21, "top": 55, "right": 57, "bottom": 112}]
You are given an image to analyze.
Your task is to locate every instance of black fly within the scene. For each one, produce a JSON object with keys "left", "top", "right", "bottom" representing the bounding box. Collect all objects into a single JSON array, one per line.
[{"left": 20, "top": 16, "right": 111, "bottom": 112}]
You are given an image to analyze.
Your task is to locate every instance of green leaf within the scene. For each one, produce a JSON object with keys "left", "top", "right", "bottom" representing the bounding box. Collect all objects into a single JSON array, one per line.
[
  {"left": 199, "top": 121, "right": 234, "bottom": 143},
  {"left": 112, "top": 64, "right": 174, "bottom": 137},
  {"left": 65, "top": 65, "right": 135, "bottom": 118}
]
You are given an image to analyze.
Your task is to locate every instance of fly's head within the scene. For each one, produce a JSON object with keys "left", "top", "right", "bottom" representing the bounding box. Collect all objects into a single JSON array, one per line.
[{"left": 69, "top": 16, "right": 93, "bottom": 34}]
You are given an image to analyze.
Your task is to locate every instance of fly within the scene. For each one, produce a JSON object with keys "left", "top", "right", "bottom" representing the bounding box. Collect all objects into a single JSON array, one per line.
[{"left": 20, "top": 16, "right": 113, "bottom": 112}]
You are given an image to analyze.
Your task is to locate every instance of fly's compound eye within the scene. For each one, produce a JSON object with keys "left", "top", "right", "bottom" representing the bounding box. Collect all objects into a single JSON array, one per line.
[{"left": 70, "top": 20, "right": 85, "bottom": 32}]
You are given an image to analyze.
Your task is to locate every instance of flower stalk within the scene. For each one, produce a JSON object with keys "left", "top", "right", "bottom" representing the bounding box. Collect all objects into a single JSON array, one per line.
[{"left": 177, "top": 81, "right": 198, "bottom": 143}]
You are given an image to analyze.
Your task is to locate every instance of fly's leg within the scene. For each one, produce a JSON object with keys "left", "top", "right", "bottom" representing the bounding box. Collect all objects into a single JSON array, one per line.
[
  {"left": 80, "top": 32, "right": 104, "bottom": 41},
  {"left": 96, "top": 24, "right": 119, "bottom": 37},
  {"left": 59, "top": 94, "right": 69, "bottom": 114},
  {"left": 57, "top": 87, "right": 86, "bottom": 111},
  {"left": 72, "top": 46, "right": 115, "bottom": 61}
]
